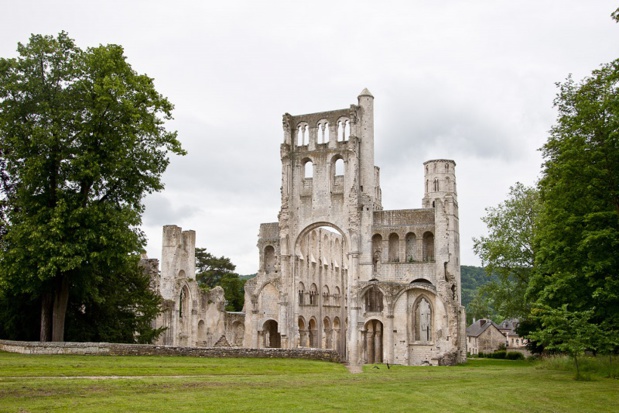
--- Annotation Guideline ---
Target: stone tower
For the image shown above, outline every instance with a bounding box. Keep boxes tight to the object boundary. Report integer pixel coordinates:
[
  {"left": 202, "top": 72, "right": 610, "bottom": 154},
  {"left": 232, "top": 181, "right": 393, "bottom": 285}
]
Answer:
[{"left": 244, "top": 90, "right": 466, "bottom": 365}]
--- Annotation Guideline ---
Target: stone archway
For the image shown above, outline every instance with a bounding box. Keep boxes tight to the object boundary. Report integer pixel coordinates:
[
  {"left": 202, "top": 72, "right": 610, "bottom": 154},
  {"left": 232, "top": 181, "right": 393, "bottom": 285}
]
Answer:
[
  {"left": 263, "top": 320, "right": 281, "bottom": 348},
  {"left": 364, "top": 319, "right": 383, "bottom": 364}
]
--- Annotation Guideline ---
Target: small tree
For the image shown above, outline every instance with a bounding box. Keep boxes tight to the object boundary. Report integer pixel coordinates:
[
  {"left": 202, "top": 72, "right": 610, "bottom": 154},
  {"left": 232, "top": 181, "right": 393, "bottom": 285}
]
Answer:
[{"left": 530, "top": 305, "right": 600, "bottom": 380}]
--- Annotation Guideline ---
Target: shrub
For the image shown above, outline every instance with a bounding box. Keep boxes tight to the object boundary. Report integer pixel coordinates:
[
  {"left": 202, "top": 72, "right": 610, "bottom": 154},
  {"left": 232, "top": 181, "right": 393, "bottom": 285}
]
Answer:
[{"left": 506, "top": 351, "right": 525, "bottom": 360}]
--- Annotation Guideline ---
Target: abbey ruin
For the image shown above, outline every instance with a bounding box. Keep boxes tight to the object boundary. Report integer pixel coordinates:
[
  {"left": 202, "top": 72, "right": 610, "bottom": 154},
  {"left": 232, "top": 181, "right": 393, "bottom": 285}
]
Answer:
[{"left": 148, "top": 90, "right": 467, "bottom": 366}]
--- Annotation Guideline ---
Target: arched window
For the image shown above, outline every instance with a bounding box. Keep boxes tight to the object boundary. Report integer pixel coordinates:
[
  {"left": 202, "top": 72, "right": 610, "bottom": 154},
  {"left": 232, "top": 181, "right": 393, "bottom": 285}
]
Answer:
[
  {"left": 264, "top": 245, "right": 275, "bottom": 273},
  {"left": 337, "top": 119, "right": 350, "bottom": 142},
  {"left": 423, "top": 232, "right": 434, "bottom": 262},
  {"left": 364, "top": 285, "right": 384, "bottom": 312},
  {"left": 304, "top": 160, "right": 313, "bottom": 179},
  {"left": 405, "top": 232, "right": 416, "bottom": 262},
  {"left": 298, "top": 282, "right": 305, "bottom": 306},
  {"left": 298, "top": 317, "right": 307, "bottom": 347},
  {"left": 297, "top": 123, "right": 308, "bottom": 146},
  {"left": 309, "top": 283, "right": 318, "bottom": 305},
  {"left": 317, "top": 120, "right": 329, "bottom": 144},
  {"left": 388, "top": 233, "right": 399, "bottom": 262},
  {"left": 414, "top": 297, "right": 432, "bottom": 342},
  {"left": 308, "top": 318, "right": 318, "bottom": 348},
  {"left": 372, "top": 234, "right": 382, "bottom": 273},
  {"left": 323, "top": 317, "right": 332, "bottom": 349},
  {"left": 335, "top": 158, "right": 345, "bottom": 176},
  {"left": 179, "top": 286, "right": 190, "bottom": 319}
]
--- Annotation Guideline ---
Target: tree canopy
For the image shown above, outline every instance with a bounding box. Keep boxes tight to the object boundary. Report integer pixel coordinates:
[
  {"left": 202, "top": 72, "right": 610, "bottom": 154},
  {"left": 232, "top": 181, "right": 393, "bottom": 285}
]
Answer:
[
  {"left": 195, "top": 247, "right": 245, "bottom": 311},
  {"left": 0, "top": 32, "right": 184, "bottom": 342},
  {"left": 472, "top": 183, "right": 540, "bottom": 321},
  {"left": 528, "top": 58, "right": 619, "bottom": 349}
]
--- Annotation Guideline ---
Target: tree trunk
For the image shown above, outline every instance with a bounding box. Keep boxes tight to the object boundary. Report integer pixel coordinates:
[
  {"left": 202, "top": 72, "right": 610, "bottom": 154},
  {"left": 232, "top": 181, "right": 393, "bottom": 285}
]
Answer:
[
  {"left": 51, "top": 275, "right": 70, "bottom": 342},
  {"left": 40, "top": 292, "right": 53, "bottom": 341}
]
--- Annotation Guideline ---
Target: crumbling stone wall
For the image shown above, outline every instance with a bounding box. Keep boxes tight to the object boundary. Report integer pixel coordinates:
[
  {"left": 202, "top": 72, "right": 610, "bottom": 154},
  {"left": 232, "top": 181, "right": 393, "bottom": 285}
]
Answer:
[
  {"left": 0, "top": 340, "right": 339, "bottom": 362},
  {"left": 245, "top": 90, "right": 466, "bottom": 366}
]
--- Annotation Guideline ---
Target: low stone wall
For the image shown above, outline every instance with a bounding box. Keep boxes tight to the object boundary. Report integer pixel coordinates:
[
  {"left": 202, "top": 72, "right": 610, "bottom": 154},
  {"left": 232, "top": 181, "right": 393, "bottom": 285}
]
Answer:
[{"left": 0, "top": 339, "right": 340, "bottom": 363}]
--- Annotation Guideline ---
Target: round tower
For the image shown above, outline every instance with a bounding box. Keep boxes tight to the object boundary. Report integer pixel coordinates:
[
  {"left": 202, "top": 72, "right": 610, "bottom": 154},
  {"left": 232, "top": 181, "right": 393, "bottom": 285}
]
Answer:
[{"left": 422, "top": 159, "right": 457, "bottom": 208}]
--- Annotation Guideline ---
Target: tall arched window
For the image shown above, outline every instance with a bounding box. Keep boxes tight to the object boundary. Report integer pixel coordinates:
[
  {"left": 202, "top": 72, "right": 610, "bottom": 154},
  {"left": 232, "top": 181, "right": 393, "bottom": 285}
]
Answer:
[
  {"left": 317, "top": 120, "right": 329, "bottom": 144},
  {"left": 304, "top": 160, "right": 313, "bottom": 179},
  {"left": 405, "top": 232, "right": 416, "bottom": 262},
  {"left": 388, "top": 233, "right": 399, "bottom": 262},
  {"left": 414, "top": 297, "right": 432, "bottom": 342},
  {"left": 364, "top": 285, "right": 384, "bottom": 312},
  {"left": 335, "top": 158, "right": 344, "bottom": 176},
  {"left": 423, "top": 232, "right": 434, "bottom": 262},
  {"left": 264, "top": 245, "right": 275, "bottom": 273},
  {"left": 297, "top": 123, "right": 308, "bottom": 146},
  {"left": 337, "top": 119, "right": 350, "bottom": 142},
  {"left": 179, "top": 286, "right": 190, "bottom": 319},
  {"left": 298, "top": 282, "right": 305, "bottom": 306},
  {"left": 309, "top": 283, "right": 318, "bottom": 305}
]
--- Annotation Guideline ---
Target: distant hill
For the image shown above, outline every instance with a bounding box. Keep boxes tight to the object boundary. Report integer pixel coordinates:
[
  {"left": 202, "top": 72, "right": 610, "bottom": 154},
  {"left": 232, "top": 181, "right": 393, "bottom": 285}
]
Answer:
[
  {"left": 239, "top": 274, "right": 257, "bottom": 281},
  {"left": 461, "top": 265, "right": 495, "bottom": 308}
]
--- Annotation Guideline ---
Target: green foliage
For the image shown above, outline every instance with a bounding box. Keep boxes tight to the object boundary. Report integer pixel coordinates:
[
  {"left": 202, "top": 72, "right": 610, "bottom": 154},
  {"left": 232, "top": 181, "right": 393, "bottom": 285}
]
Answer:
[
  {"left": 195, "top": 247, "right": 236, "bottom": 288},
  {"left": 506, "top": 351, "right": 525, "bottom": 360},
  {"left": 0, "top": 32, "right": 184, "bottom": 341},
  {"left": 218, "top": 272, "right": 246, "bottom": 312},
  {"left": 195, "top": 247, "right": 245, "bottom": 311},
  {"left": 65, "top": 256, "right": 165, "bottom": 344},
  {"left": 529, "top": 305, "right": 602, "bottom": 379},
  {"left": 473, "top": 183, "right": 540, "bottom": 322},
  {"left": 461, "top": 266, "right": 498, "bottom": 324},
  {"left": 528, "top": 58, "right": 619, "bottom": 355}
]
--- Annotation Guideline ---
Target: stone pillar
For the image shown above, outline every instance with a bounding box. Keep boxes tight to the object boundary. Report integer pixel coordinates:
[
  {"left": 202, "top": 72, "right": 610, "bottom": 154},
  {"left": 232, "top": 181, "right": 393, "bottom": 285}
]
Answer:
[
  {"left": 386, "top": 314, "right": 394, "bottom": 364},
  {"left": 347, "top": 251, "right": 360, "bottom": 365}
]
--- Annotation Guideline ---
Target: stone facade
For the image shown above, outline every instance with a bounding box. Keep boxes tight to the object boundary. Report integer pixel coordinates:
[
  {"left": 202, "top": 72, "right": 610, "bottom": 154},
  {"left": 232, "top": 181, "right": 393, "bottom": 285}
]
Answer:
[
  {"left": 0, "top": 340, "right": 339, "bottom": 362},
  {"left": 148, "top": 225, "right": 245, "bottom": 348},
  {"left": 149, "top": 90, "right": 466, "bottom": 366},
  {"left": 245, "top": 89, "right": 466, "bottom": 366},
  {"left": 466, "top": 319, "right": 505, "bottom": 355}
]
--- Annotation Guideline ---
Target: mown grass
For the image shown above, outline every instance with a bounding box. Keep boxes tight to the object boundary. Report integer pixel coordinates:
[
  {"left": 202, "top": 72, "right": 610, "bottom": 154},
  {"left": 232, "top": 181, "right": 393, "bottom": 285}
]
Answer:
[{"left": 0, "top": 352, "right": 618, "bottom": 412}]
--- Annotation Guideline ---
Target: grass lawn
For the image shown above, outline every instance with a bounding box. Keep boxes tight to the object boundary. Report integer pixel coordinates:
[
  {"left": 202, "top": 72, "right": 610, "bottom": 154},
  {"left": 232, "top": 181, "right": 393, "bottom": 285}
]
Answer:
[{"left": 0, "top": 352, "right": 618, "bottom": 412}]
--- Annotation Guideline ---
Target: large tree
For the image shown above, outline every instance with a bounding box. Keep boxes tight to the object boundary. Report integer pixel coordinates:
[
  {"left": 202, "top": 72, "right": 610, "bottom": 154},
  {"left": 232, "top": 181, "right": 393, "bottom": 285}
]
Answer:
[
  {"left": 0, "top": 32, "right": 184, "bottom": 341},
  {"left": 472, "top": 183, "right": 540, "bottom": 321},
  {"left": 528, "top": 58, "right": 619, "bottom": 351}
]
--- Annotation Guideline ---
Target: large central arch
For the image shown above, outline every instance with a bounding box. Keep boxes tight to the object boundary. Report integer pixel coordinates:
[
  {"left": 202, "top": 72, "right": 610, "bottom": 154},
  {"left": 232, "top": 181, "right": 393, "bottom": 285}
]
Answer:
[{"left": 293, "top": 222, "right": 349, "bottom": 357}]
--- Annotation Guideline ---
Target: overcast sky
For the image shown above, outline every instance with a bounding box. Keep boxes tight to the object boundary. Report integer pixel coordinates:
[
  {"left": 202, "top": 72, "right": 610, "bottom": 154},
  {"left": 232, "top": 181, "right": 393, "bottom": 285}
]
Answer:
[{"left": 2, "top": 1, "right": 617, "bottom": 274}]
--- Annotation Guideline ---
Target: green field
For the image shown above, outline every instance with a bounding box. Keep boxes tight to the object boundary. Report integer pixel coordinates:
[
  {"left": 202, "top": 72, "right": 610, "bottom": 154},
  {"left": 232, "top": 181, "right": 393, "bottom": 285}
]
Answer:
[{"left": 0, "top": 352, "right": 617, "bottom": 412}]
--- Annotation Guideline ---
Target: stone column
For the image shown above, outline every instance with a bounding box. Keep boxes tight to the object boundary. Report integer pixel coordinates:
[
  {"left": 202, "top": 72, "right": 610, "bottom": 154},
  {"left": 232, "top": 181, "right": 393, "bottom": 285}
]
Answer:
[
  {"left": 386, "top": 314, "right": 394, "bottom": 364},
  {"left": 347, "top": 251, "right": 360, "bottom": 365}
]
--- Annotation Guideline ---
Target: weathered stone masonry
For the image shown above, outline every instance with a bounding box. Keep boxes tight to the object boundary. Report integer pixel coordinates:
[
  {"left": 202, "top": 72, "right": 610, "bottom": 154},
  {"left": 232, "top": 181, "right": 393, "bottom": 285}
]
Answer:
[
  {"left": 150, "top": 90, "right": 466, "bottom": 366},
  {"left": 245, "top": 89, "right": 467, "bottom": 365}
]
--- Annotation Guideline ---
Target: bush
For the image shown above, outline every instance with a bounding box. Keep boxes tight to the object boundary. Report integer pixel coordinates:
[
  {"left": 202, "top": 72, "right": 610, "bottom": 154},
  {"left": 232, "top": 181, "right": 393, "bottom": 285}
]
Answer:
[
  {"left": 506, "top": 351, "right": 525, "bottom": 360},
  {"left": 492, "top": 350, "right": 507, "bottom": 359}
]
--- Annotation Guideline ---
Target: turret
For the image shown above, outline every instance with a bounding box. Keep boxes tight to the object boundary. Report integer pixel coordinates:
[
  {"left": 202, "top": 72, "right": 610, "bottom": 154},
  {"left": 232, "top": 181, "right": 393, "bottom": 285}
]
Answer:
[
  {"left": 422, "top": 159, "right": 457, "bottom": 208},
  {"left": 357, "top": 88, "right": 375, "bottom": 200}
]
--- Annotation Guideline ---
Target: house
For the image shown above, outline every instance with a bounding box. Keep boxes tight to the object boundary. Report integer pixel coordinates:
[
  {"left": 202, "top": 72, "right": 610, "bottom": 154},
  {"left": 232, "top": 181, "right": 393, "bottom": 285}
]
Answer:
[
  {"left": 466, "top": 319, "right": 505, "bottom": 355},
  {"left": 497, "top": 319, "right": 528, "bottom": 349}
]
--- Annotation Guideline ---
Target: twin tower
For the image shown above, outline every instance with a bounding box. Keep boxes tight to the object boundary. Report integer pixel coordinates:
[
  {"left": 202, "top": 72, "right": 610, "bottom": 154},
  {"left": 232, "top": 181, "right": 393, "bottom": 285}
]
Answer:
[
  {"left": 243, "top": 89, "right": 466, "bottom": 365},
  {"left": 152, "top": 90, "right": 466, "bottom": 365}
]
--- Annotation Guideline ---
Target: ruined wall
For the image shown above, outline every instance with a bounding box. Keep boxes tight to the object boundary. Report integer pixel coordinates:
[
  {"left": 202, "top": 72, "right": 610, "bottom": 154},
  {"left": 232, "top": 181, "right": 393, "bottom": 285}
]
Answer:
[
  {"left": 245, "top": 90, "right": 466, "bottom": 366},
  {"left": 149, "top": 226, "right": 244, "bottom": 348},
  {"left": 0, "top": 340, "right": 339, "bottom": 362}
]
